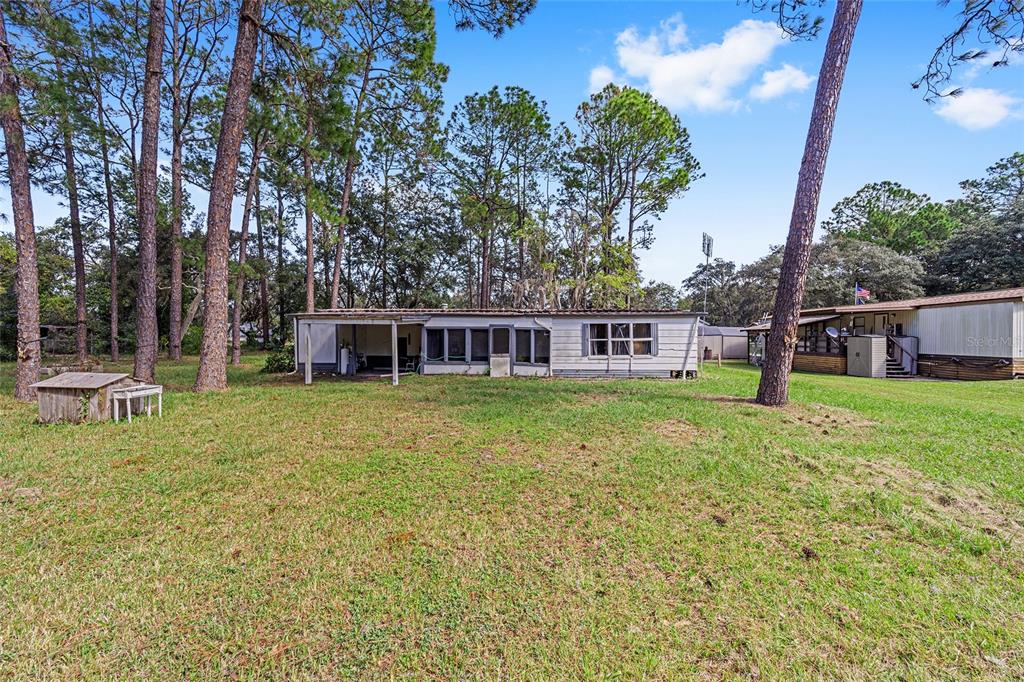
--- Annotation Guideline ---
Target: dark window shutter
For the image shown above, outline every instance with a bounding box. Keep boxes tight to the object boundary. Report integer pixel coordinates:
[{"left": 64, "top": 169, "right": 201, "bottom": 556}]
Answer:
[
  {"left": 581, "top": 324, "right": 589, "bottom": 357},
  {"left": 652, "top": 323, "right": 659, "bottom": 356}
]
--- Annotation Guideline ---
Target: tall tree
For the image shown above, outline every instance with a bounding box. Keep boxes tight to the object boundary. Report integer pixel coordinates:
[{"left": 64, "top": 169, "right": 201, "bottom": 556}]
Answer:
[
  {"left": 755, "top": 0, "right": 863, "bottom": 407},
  {"left": 327, "top": 0, "right": 441, "bottom": 309},
  {"left": 84, "top": 0, "right": 121, "bottom": 360},
  {"left": 134, "top": 0, "right": 166, "bottom": 383},
  {"left": 230, "top": 134, "right": 265, "bottom": 364},
  {"left": 821, "top": 181, "right": 959, "bottom": 254},
  {"left": 1, "top": 3, "right": 41, "bottom": 399},
  {"left": 167, "top": 0, "right": 228, "bottom": 359},
  {"left": 194, "top": 0, "right": 262, "bottom": 391}
]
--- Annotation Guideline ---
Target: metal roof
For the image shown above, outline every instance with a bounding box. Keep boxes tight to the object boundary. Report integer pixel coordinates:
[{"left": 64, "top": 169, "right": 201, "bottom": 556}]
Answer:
[
  {"left": 30, "top": 372, "right": 130, "bottom": 390},
  {"left": 743, "top": 314, "right": 839, "bottom": 332},
  {"left": 799, "top": 286, "right": 1024, "bottom": 316},
  {"left": 292, "top": 308, "right": 702, "bottom": 320},
  {"left": 700, "top": 325, "right": 748, "bottom": 337}
]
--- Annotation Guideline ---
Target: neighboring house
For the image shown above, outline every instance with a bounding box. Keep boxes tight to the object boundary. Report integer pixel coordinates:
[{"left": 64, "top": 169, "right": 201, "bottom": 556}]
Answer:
[
  {"left": 744, "top": 287, "right": 1024, "bottom": 380},
  {"left": 699, "top": 325, "right": 748, "bottom": 360},
  {"left": 292, "top": 309, "right": 702, "bottom": 384}
]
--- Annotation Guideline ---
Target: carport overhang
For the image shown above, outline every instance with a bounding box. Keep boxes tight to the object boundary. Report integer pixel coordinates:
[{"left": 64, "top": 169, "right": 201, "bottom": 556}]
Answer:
[{"left": 291, "top": 313, "right": 427, "bottom": 386}]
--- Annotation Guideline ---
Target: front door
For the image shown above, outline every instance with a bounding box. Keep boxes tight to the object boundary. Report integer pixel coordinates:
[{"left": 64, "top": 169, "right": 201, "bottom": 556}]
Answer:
[
  {"left": 490, "top": 327, "right": 511, "bottom": 377},
  {"left": 873, "top": 313, "right": 888, "bottom": 335}
]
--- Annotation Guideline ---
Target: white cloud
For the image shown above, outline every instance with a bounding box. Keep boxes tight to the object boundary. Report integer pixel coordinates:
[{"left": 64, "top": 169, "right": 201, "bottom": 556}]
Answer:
[
  {"left": 935, "top": 88, "right": 1019, "bottom": 130},
  {"left": 750, "top": 63, "right": 815, "bottom": 100},
  {"left": 588, "top": 65, "right": 616, "bottom": 94},
  {"left": 611, "top": 18, "right": 789, "bottom": 111}
]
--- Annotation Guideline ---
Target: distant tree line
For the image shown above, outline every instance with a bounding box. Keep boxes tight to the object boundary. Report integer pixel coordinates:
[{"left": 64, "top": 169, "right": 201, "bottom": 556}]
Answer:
[{"left": 682, "top": 152, "right": 1024, "bottom": 326}]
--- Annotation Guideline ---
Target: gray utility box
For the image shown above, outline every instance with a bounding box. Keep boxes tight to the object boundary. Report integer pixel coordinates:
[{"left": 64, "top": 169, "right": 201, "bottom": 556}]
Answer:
[{"left": 846, "top": 335, "right": 887, "bottom": 378}]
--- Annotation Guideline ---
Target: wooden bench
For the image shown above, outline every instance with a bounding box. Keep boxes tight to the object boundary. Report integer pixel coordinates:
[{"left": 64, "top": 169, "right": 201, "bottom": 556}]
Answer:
[{"left": 110, "top": 384, "right": 163, "bottom": 423}]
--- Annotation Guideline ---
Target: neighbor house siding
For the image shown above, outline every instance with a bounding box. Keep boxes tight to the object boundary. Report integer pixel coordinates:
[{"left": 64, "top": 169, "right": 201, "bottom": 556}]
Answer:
[
  {"left": 1014, "top": 301, "right": 1024, "bottom": 359},
  {"left": 549, "top": 316, "right": 699, "bottom": 378},
  {"left": 909, "top": 302, "right": 1015, "bottom": 358}
]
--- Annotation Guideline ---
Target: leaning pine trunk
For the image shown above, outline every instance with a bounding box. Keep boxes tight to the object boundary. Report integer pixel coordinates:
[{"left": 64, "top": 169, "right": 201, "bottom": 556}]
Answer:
[
  {"left": 134, "top": 0, "right": 165, "bottom": 383},
  {"left": 231, "top": 148, "right": 262, "bottom": 365},
  {"left": 1, "top": 5, "right": 41, "bottom": 400},
  {"left": 756, "top": 0, "right": 863, "bottom": 407},
  {"left": 194, "top": 0, "right": 263, "bottom": 391}
]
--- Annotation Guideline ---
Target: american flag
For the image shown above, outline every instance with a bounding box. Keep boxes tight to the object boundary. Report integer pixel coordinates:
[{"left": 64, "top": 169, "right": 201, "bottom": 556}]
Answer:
[{"left": 855, "top": 284, "right": 871, "bottom": 303}]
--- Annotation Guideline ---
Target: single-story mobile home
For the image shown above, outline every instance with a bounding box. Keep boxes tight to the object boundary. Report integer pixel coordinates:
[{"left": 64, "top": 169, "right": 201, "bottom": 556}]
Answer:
[
  {"left": 744, "top": 287, "right": 1024, "bottom": 380},
  {"left": 292, "top": 309, "right": 702, "bottom": 384}
]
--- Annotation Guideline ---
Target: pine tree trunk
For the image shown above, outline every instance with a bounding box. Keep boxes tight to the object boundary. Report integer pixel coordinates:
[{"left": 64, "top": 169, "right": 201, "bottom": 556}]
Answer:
[
  {"left": 276, "top": 185, "right": 286, "bottom": 339},
  {"left": 329, "top": 58, "right": 372, "bottom": 310},
  {"left": 194, "top": 0, "right": 262, "bottom": 391},
  {"left": 303, "top": 115, "right": 315, "bottom": 313},
  {"left": 756, "top": 0, "right": 863, "bottom": 407},
  {"left": 87, "top": 0, "right": 118, "bottom": 361},
  {"left": 53, "top": 57, "right": 89, "bottom": 364},
  {"left": 95, "top": 81, "right": 119, "bottom": 362},
  {"left": 134, "top": 0, "right": 165, "bottom": 383},
  {"left": 231, "top": 148, "right": 261, "bottom": 365},
  {"left": 255, "top": 173, "right": 269, "bottom": 349},
  {"left": 1, "top": 5, "right": 40, "bottom": 400},
  {"left": 168, "top": 13, "right": 184, "bottom": 360}
]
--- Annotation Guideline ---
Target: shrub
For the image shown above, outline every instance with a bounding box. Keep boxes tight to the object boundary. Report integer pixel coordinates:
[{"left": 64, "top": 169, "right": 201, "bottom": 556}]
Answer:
[
  {"left": 180, "top": 326, "right": 203, "bottom": 355},
  {"left": 262, "top": 344, "right": 294, "bottom": 374}
]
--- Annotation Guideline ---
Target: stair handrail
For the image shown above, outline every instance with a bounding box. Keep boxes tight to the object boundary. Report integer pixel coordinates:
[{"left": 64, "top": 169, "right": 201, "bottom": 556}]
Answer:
[{"left": 887, "top": 334, "right": 918, "bottom": 375}]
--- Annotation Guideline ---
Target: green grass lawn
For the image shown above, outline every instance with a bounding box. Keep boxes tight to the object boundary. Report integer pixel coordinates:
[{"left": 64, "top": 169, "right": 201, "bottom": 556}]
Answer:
[{"left": 1, "top": 357, "right": 1023, "bottom": 678}]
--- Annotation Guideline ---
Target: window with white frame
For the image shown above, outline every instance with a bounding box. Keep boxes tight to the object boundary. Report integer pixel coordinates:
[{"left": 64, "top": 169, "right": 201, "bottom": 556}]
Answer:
[{"left": 588, "top": 322, "right": 654, "bottom": 356}]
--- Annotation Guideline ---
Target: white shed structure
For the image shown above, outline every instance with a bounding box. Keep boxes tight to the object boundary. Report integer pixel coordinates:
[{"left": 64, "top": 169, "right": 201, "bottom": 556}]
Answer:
[{"left": 292, "top": 309, "right": 702, "bottom": 383}]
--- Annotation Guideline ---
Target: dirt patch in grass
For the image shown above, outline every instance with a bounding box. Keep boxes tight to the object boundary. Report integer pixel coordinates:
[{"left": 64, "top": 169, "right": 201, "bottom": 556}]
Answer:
[
  {"left": 858, "top": 458, "right": 1024, "bottom": 544},
  {"left": 779, "top": 403, "right": 876, "bottom": 436},
  {"left": 653, "top": 419, "right": 711, "bottom": 446},
  {"left": 573, "top": 392, "right": 620, "bottom": 406}
]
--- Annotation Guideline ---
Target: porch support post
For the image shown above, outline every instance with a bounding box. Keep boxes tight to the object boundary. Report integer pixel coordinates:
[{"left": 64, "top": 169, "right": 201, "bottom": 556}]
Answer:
[
  {"left": 391, "top": 319, "right": 399, "bottom": 386},
  {"left": 304, "top": 324, "right": 312, "bottom": 385}
]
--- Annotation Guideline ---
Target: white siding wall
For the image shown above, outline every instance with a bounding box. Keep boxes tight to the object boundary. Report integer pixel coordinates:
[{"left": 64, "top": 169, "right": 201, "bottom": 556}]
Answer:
[
  {"left": 908, "top": 302, "right": 1015, "bottom": 358},
  {"left": 295, "top": 321, "right": 337, "bottom": 364},
  {"left": 550, "top": 315, "right": 699, "bottom": 377}
]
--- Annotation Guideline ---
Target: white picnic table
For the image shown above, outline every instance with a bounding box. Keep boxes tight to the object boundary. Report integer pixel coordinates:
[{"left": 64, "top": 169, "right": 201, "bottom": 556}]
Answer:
[{"left": 110, "top": 384, "right": 163, "bottom": 423}]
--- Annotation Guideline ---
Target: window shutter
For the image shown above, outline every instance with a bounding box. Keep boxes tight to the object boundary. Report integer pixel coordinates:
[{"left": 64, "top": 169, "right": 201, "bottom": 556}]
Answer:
[
  {"left": 581, "top": 324, "right": 589, "bottom": 357},
  {"left": 652, "top": 323, "right": 659, "bottom": 356}
]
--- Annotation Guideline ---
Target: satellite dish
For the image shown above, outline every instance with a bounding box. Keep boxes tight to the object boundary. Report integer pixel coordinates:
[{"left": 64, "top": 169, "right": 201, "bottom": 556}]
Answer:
[{"left": 825, "top": 327, "right": 840, "bottom": 340}]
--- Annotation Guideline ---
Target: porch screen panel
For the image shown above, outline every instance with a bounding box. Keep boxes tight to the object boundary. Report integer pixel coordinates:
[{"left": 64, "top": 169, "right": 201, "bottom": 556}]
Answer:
[
  {"left": 534, "top": 330, "right": 550, "bottom": 364},
  {"left": 471, "top": 330, "right": 489, "bottom": 361},
  {"left": 516, "top": 330, "right": 532, "bottom": 363},
  {"left": 447, "top": 328, "right": 467, "bottom": 361},
  {"left": 426, "top": 329, "right": 444, "bottom": 361}
]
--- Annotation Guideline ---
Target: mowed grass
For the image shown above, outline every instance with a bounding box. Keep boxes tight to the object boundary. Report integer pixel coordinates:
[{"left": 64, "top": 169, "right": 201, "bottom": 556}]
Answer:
[{"left": 1, "top": 357, "right": 1023, "bottom": 679}]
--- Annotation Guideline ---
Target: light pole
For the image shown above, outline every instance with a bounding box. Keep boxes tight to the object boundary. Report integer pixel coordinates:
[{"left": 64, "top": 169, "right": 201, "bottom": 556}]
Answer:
[{"left": 701, "top": 232, "right": 713, "bottom": 317}]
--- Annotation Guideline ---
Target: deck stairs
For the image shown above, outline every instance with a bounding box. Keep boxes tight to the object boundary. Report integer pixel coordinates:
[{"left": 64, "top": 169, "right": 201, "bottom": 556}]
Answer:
[{"left": 885, "top": 357, "right": 913, "bottom": 378}]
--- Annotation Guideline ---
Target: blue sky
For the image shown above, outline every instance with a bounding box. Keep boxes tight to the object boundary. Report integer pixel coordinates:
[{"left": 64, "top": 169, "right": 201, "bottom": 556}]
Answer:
[
  {"left": 434, "top": 0, "right": 1024, "bottom": 284},
  {"left": 4, "top": 1, "right": 1021, "bottom": 290}
]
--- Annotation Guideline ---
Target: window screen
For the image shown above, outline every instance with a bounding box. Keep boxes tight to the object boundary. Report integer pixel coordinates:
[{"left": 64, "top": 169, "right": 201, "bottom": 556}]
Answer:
[
  {"left": 425, "top": 329, "right": 444, "bottom": 361},
  {"left": 447, "top": 329, "right": 466, "bottom": 361},
  {"left": 534, "top": 330, "right": 550, "bottom": 364},
  {"left": 492, "top": 327, "right": 510, "bottom": 355},
  {"left": 516, "top": 330, "right": 532, "bottom": 363},
  {"left": 471, "top": 330, "right": 489, "bottom": 361}
]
